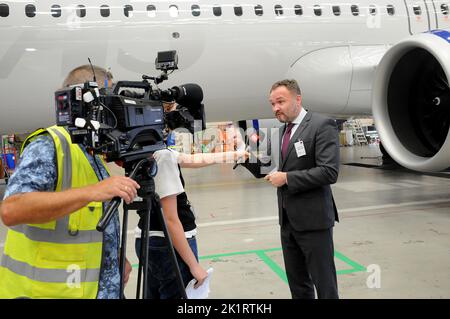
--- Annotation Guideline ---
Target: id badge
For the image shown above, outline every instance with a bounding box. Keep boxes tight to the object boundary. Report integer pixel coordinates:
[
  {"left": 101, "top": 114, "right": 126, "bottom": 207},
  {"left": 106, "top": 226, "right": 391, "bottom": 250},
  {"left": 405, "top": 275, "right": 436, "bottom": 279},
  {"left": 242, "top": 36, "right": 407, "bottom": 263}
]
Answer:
[{"left": 294, "top": 140, "right": 306, "bottom": 157}]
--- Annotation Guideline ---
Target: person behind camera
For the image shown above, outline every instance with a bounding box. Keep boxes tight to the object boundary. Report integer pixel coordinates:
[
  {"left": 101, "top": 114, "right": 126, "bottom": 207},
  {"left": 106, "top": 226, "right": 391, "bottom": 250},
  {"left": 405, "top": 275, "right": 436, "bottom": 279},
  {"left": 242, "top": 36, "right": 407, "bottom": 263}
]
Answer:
[
  {"left": 0, "top": 65, "right": 138, "bottom": 299},
  {"left": 135, "top": 100, "right": 248, "bottom": 299}
]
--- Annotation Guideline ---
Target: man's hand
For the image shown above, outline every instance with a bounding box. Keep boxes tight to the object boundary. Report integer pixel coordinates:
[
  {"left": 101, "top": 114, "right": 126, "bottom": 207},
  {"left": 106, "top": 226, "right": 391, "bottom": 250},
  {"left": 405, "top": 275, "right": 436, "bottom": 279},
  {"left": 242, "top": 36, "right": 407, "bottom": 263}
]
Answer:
[
  {"left": 264, "top": 172, "right": 287, "bottom": 187},
  {"left": 89, "top": 176, "right": 140, "bottom": 204},
  {"left": 124, "top": 258, "right": 132, "bottom": 286}
]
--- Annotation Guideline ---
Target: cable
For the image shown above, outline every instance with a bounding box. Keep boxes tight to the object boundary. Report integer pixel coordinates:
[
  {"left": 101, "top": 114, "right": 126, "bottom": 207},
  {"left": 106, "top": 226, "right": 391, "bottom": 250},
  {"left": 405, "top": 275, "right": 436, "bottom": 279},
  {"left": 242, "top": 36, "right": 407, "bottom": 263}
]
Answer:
[{"left": 100, "top": 101, "right": 118, "bottom": 129}]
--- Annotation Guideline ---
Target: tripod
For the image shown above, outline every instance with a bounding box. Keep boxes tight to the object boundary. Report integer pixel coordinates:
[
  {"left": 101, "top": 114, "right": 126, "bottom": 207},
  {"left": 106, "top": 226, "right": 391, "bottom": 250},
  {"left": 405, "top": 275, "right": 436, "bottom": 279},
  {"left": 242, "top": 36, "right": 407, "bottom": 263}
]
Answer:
[{"left": 97, "top": 157, "right": 187, "bottom": 299}]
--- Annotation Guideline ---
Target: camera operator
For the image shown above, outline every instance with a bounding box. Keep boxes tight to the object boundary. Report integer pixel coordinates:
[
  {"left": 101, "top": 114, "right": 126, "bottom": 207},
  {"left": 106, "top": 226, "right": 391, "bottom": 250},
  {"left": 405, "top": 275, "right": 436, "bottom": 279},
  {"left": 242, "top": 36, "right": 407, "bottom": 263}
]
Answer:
[
  {"left": 0, "top": 65, "right": 138, "bottom": 299},
  {"left": 135, "top": 100, "right": 248, "bottom": 299}
]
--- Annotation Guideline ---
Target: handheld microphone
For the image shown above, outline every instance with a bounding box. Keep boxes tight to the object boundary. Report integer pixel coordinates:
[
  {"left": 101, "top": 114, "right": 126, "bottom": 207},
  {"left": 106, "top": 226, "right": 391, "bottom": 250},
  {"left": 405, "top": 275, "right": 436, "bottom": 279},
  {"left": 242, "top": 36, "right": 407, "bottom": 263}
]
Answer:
[
  {"left": 233, "top": 129, "right": 263, "bottom": 169},
  {"left": 233, "top": 145, "right": 250, "bottom": 170}
]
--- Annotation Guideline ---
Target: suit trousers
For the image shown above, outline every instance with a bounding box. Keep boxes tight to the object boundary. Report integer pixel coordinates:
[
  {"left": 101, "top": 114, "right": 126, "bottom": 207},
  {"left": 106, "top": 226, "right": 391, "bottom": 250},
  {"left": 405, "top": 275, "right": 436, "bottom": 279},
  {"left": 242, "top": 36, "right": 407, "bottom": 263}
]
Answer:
[{"left": 280, "top": 215, "right": 339, "bottom": 299}]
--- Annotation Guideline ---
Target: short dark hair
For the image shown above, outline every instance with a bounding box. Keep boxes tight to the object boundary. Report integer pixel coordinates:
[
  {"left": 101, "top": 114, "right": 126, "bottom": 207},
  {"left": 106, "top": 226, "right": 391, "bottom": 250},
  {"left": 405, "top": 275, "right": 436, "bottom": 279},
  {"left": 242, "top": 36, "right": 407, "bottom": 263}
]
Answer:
[
  {"left": 270, "top": 79, "right": 301, "bottom": 96},
  {"left": 62, "top": 65, "right": 113, "bottom": 88}
]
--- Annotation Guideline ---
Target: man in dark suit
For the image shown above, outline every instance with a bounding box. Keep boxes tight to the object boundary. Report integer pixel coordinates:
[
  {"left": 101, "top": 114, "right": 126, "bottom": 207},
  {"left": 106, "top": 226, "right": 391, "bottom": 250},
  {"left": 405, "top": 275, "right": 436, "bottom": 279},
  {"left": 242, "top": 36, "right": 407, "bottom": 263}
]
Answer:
[{"left": 265, "top": 79, "right": 340, "bottom": 299}]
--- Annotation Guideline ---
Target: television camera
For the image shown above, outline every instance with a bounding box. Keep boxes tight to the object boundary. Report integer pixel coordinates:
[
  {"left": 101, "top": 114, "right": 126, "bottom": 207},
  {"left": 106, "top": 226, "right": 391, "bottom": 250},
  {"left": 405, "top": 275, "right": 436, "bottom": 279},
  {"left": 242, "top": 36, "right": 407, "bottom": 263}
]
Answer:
[{"left": 54, "top": 50, "right": 205, "bottom": 164}]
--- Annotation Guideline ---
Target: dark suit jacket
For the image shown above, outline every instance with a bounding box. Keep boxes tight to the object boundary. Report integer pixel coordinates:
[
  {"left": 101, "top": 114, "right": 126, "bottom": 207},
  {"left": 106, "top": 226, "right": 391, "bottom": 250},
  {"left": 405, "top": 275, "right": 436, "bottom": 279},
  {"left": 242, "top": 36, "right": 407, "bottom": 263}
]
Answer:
[{"left": 277, "top": 112, "right": 340, "bottom": 232}]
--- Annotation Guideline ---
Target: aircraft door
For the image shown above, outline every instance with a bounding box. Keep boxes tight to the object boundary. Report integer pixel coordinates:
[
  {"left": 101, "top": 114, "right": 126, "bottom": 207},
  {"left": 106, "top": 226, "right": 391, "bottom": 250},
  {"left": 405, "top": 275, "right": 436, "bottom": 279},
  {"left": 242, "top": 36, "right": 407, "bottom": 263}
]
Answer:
[
  {"left": 424, "top": 0, "right": 439, "bottom": 29},
  {"left": 430, "top": 0, "right": 450, "bottom": 29},
  {"left": 404, "top": 0, "right": 432, "bottom": 34}
]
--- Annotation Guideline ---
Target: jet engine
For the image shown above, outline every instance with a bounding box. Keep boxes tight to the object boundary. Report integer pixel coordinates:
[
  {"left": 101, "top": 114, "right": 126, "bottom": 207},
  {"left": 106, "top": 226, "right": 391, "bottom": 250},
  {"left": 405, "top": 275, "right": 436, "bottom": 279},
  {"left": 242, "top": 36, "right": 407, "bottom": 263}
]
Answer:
[{"left": 372, "top": 30, "right": 450, "bottom": 172}]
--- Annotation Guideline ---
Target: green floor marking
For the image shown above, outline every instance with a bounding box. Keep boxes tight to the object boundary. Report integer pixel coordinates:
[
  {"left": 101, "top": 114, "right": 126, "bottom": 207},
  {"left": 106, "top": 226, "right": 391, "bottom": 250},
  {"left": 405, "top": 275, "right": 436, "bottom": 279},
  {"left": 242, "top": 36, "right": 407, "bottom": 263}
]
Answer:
[
  {"left": 199, "top": 248, "right": 366, "bottom": 283},
  {"left": 334, "top": 250, "right": 367, "bottom": 275},
  {"left": 198, "top": 247, "right": 281, "bottom": 261},
  {"left": 132, "top": 248, "right": 367, "bottom": 283},
  {"left": 255, "top": 250, "right": 288, "bottom": 283}
]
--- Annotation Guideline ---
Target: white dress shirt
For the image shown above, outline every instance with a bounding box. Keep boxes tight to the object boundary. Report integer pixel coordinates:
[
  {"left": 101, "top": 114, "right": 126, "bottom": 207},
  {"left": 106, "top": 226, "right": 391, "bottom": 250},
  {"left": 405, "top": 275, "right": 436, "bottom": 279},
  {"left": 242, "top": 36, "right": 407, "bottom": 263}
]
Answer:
[
  {"left": 283, "top": 107, "right": 308, "bottom": 142},
  {"left": 289, "top": 107, "right": 308, "bottom": 139}
]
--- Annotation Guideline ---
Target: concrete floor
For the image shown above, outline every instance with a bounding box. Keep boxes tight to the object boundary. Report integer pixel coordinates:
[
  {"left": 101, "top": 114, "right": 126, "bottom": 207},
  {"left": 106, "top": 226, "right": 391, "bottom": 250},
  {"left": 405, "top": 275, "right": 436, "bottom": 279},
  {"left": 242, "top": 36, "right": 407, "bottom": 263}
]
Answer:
[{"left": 1, "top": 143, "right": 449, "bottom": 299}]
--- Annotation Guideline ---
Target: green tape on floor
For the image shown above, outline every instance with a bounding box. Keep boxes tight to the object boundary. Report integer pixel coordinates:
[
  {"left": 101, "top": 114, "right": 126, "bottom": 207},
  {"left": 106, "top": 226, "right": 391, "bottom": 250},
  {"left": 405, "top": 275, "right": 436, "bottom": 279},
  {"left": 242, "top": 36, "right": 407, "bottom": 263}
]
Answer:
[
  {"left": 200, "top": 248, "right": 366, "bottom": 283},
  {"left": 132, "top": 247, "right": 367, "bottom": 284},
  {"left": 255, "top": 250, "right": 288, "bottom": 283}
]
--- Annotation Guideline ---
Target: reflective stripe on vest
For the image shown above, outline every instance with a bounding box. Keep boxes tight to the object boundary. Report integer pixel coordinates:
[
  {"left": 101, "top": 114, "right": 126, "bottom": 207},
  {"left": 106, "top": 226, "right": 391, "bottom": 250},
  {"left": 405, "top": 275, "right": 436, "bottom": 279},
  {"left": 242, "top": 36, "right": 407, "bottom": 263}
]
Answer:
[
  {"left": 0, "top": 125, "right": 105, "bottom": 298},
  {"left": 9, "top": 223, "right": 102, "bottom": 244},
  {"left": 1, "top": 255, "right": 99, "bottom": 283}
]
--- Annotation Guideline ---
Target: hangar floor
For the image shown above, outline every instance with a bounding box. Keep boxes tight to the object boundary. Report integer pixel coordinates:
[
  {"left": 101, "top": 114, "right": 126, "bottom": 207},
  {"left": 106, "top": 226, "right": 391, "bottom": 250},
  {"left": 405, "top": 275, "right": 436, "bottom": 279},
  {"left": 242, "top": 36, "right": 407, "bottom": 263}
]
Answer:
[{"left": 0, "top": 144, "right": 449, "bottom": 299}]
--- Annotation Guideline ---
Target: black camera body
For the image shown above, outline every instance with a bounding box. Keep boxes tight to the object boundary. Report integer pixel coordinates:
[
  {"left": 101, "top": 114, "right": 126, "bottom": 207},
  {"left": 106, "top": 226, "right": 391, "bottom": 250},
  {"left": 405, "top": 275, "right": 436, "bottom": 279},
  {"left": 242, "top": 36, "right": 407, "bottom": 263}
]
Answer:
[
  {"left": 55, "top": 82, "right": 96, "bottom": 127},
  {"left": 54, "top": 51, "right": 205, "bottom": 163}
]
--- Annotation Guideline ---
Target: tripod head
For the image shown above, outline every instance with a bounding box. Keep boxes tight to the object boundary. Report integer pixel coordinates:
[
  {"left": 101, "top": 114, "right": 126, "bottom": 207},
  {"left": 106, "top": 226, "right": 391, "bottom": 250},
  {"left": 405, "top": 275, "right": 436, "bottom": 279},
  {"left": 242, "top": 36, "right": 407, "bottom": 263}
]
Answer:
[{"left": 96, "top": 156, "right": 158, "bottom": 232}]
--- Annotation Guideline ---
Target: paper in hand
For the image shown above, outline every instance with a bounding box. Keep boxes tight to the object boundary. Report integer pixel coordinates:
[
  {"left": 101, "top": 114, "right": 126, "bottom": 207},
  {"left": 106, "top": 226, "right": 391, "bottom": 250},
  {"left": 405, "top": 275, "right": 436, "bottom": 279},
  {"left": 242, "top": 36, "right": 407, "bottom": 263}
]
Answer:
[{"left": 185, "top": 268, "right": 214, "bottom": 299}]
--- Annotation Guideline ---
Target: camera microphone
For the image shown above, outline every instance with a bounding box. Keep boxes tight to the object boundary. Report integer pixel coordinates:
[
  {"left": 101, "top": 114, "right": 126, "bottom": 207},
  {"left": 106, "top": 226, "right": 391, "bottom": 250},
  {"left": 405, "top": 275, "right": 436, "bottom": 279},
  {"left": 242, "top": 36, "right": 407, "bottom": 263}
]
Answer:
[
  {"left": 233, "top": 145, "right": 250, "bottom": 170},
  {"left": 232, "top": 129, "right": 268, "bottom": 170},
  {"left": 170, "top": 83, "right": 203, "bottom": 105}
]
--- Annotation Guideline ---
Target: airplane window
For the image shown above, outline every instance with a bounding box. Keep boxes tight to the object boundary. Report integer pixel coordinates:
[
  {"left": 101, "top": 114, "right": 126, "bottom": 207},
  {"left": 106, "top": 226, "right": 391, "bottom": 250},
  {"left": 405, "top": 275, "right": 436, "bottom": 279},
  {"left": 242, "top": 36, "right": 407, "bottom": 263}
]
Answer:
[
  {"left": 351, "top": 5, "right": 359, "bottom": 16},
  {"left": 100, "top": 5, "right": 110, "bottom": 17},
  {"left": 124, "top": 5, "right": 133, "bottom": 17},
  {"left": 77, "top": 5, "right": 86, "bottom": 18},
  {"left": 413, "top": 5, "right": 422, "bottom": 15},
  {"left": 313, "top": 5, "right": 322, "bottom": 16},
  {"left": 0, "top": 3, "right": 8, "bottom": 17},
  {"left": 147, "top": 5, "right": 156, "bottom": 18},
  {"left": 213, "top": 6, "right": 222, "bottom": 16},
  {"left": 369, "top": 5, "right": 377, "bottom": 15},
  {"left": 294, "top": 5, "right": 303, "bottom": 16},
  {"left": 255, "top": 4, "right": 263, "bottom": 16},
  {"left": 441, "top": 4, "right": 449, "bottom": 15},
  {"left": 275, "top": 5, "right": 283, "bottom": 16},
  {"left": 51, "top": 5, "right": 62, "bottom": 18},
  {"left": 25, "top": 4, "right": 36, "bottom": 18},
  {"left": 332, "top": 5, "right": 341, "bottom": 16},
  {"left": 387, "top": 5, "right": 395, "bottom": 15},
  {"left": 234, "top": 6, "right": 243, "bottom": 16},
  {"left": 192, "top": 4, "right": 201, "bottom": 17},
  {"left": 169, "top": 5, "right": 179, "bottom": 17}
]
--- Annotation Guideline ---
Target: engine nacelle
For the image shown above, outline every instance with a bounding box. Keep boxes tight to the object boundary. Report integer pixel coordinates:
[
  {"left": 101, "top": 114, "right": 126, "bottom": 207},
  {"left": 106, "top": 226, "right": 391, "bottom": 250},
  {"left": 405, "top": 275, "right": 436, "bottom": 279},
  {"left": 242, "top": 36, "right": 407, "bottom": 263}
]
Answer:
[{"left": 372, "top": 30, "right": 450, "bottom": 172}]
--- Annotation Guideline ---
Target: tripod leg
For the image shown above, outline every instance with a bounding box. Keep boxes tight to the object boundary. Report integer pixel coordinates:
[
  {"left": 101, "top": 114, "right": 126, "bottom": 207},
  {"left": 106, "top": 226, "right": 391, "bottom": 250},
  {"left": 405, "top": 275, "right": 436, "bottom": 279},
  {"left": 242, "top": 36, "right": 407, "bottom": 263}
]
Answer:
[
  {"left": 153, "top": 196, "right": 188, "bottom": 299},
  {"left": 119, "top": 204, "right": 129, "bottom": 299},
  {"left": 142, "top": 200, "right": 152, "bottom": 299},
  {"left": 136, "top": 220, "right": 145, "bottom": 299}
]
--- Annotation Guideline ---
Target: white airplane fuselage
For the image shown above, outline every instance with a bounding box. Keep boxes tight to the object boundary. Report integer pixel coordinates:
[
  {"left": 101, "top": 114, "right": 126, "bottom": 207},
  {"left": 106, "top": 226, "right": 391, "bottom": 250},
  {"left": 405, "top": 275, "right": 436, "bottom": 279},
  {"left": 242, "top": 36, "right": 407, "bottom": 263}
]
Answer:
[
  {"left": 0, "top": 0, "right": 447, "bottom": 133},
  {"left": 1, "top": 1, "right": 450, "bottom": 172}
]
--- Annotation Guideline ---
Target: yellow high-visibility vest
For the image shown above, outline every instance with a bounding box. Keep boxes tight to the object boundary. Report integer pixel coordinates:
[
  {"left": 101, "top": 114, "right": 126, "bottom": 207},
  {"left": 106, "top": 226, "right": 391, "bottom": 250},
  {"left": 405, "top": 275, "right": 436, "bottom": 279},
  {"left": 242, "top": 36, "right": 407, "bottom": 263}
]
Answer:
[{"left": 0, "top": 125, "right": 109, "bottom": 298}]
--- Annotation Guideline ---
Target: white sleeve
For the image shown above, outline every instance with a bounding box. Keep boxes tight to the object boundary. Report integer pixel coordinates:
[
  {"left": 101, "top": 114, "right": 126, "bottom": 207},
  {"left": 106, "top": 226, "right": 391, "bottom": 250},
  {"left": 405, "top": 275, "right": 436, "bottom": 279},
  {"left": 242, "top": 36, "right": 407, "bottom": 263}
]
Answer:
[{"left": 153, "top": 149, "right": 184, "bottom": 199}]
